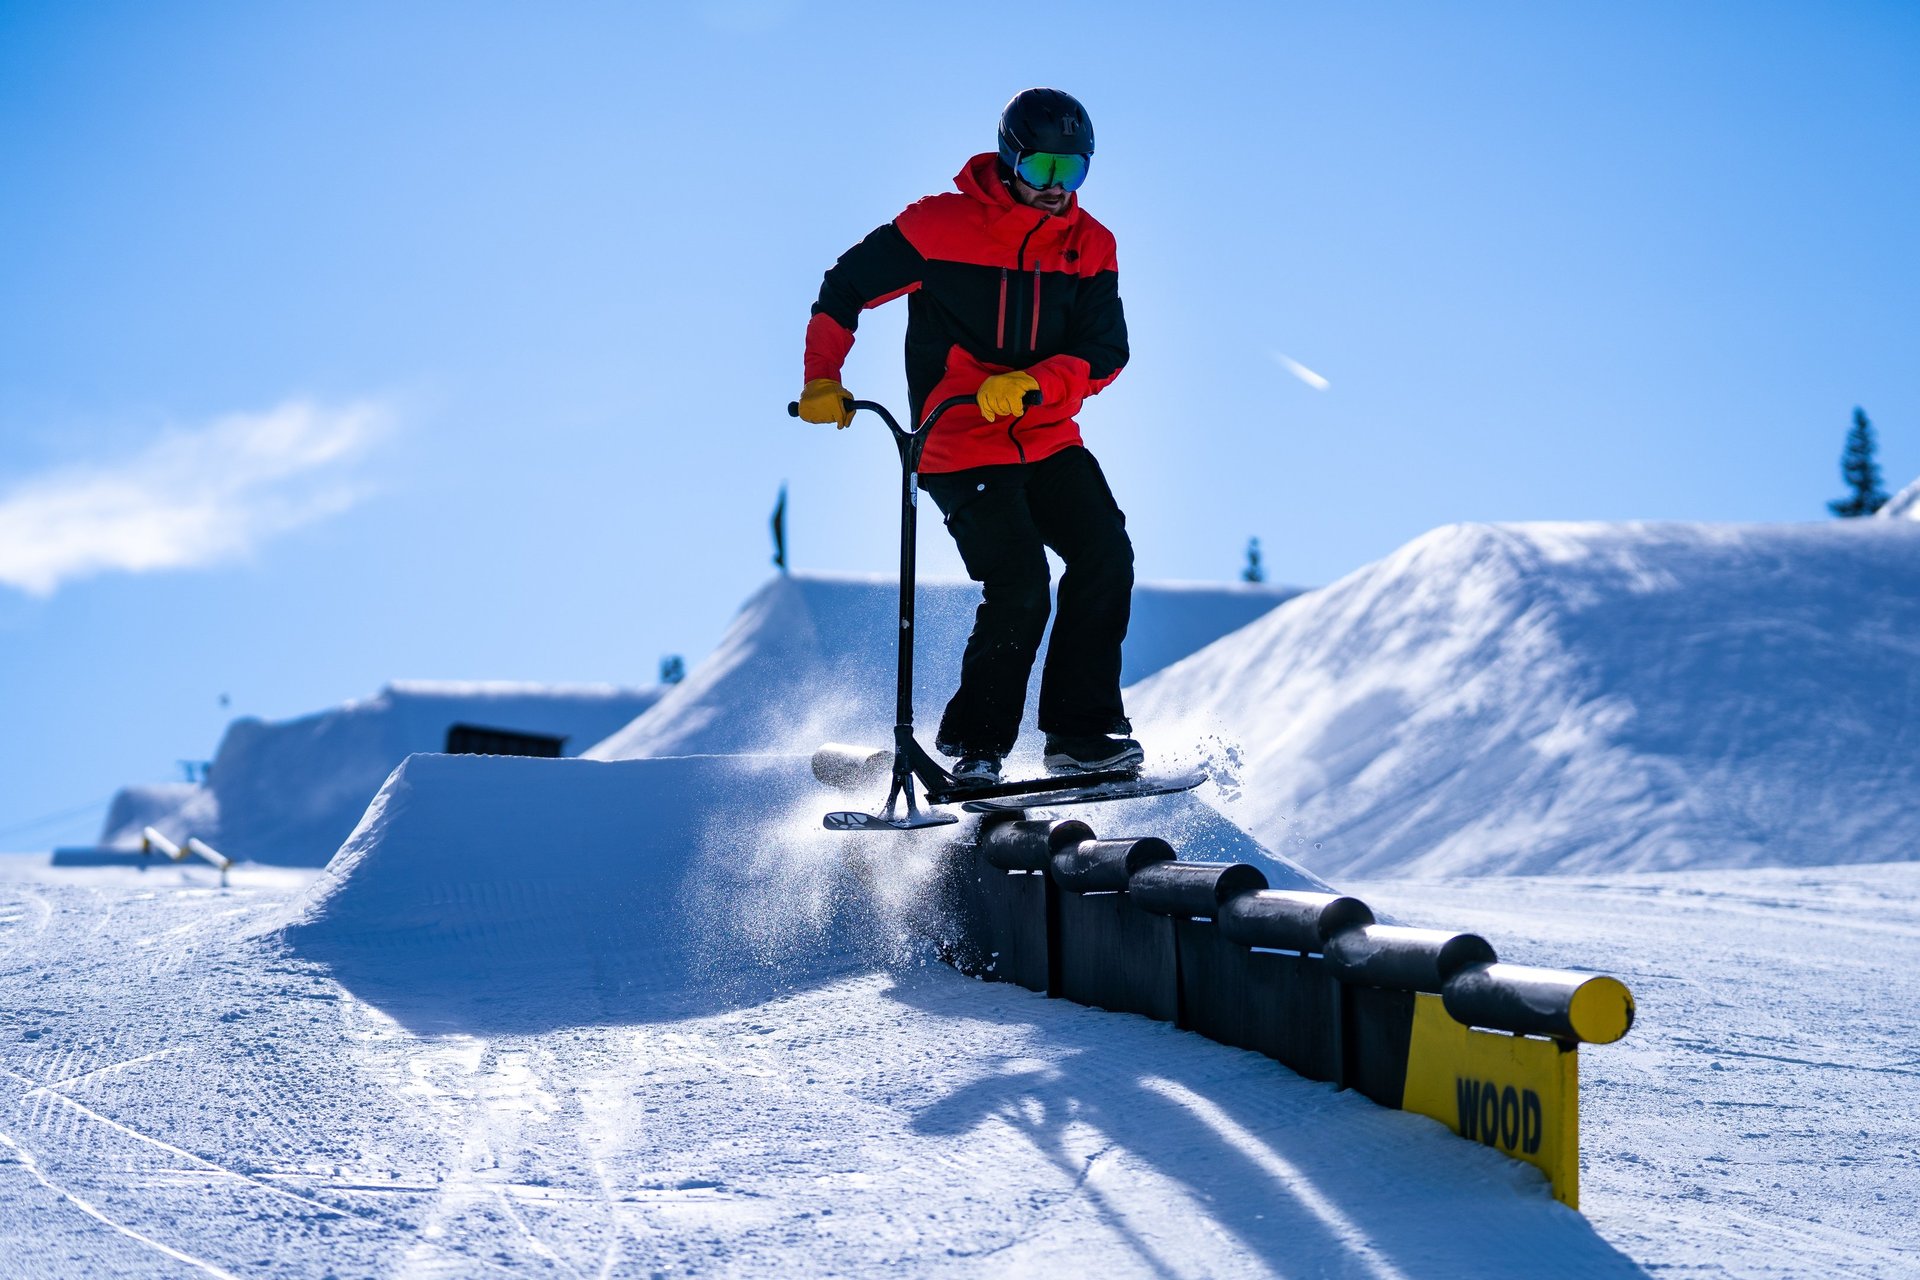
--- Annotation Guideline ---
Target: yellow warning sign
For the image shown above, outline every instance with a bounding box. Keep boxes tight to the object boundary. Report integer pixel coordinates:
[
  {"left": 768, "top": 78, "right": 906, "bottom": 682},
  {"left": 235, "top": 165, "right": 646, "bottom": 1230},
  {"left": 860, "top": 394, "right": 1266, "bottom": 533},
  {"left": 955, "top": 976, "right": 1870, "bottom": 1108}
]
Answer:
[{"left": 1400, "top": 992, "right": 1581, "bottom": 1207}]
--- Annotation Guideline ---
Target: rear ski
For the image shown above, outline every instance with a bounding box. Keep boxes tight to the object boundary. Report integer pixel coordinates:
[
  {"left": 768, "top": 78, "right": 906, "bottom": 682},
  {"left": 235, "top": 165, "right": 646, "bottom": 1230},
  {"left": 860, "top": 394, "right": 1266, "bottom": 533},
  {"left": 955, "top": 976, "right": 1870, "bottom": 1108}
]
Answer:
[{"left": 823, "top": 808, "right": 960, "bottom": 832}]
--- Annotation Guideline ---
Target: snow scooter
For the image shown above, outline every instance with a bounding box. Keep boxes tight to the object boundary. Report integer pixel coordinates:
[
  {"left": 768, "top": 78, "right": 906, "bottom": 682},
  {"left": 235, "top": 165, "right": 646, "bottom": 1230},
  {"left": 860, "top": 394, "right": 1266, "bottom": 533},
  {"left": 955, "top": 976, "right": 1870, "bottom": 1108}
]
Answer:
[{"left": 788, "top": 391, "right": 1204, "bottom": 831}]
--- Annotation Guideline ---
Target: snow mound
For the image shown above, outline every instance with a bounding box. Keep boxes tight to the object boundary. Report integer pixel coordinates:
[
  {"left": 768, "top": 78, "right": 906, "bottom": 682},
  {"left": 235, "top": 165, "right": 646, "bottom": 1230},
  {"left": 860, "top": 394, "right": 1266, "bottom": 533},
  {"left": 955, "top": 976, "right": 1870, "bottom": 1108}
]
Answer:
[
  {"left": 1129, "top": 520, "right": 1920, "bottom": 878},
  {"left": 274, "top": 751, "right": 1328, "bottom": 1034},
  {"left": 99, "top": 781, "right": 216, "bottom": 845},
  {"left": 1880, "top": 474, "right": 1920, "bottom": 519},
  {"left": 107, "top": 681, "right": 661, "bottom": 865},
  {"left": 587, "top": 571, "right": 1298, "bottom": 762}
]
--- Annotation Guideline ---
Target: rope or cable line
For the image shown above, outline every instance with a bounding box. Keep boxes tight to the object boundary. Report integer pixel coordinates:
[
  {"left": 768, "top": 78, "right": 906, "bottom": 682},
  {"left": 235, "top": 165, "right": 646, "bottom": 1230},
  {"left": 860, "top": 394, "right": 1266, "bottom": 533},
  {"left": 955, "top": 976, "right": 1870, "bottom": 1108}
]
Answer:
[{"left": 0, "top": 797, "right": 113, "bottom": 843}]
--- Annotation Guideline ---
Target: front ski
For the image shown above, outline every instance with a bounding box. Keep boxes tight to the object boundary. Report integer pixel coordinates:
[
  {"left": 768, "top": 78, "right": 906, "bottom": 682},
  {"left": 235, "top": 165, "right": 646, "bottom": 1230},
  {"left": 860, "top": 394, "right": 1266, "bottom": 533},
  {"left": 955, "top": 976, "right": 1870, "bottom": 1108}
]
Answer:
[
  {"left": 823, "top": 808, "right": 960, "bottom": 832},
  {"left": 958, "top": 768, "right": 1207, "bottom": 815}
]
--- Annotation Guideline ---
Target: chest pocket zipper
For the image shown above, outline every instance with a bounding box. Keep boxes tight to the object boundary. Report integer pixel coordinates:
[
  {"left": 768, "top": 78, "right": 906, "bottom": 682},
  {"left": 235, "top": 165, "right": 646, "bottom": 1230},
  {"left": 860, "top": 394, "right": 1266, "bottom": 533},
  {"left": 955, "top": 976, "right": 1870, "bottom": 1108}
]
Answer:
[
  {"left": 1030, "top": 270, "right": 1042, "bottom": 352},
  {"left": 997, "top": 269, "right": 1008, "bottom": 351}
]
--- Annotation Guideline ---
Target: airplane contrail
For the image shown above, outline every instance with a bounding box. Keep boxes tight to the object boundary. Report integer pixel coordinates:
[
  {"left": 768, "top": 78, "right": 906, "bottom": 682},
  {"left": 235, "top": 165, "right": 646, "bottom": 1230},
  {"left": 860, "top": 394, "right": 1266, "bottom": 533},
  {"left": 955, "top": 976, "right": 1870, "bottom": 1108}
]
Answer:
[{"left": 1273, "top": 353, "right": 1330, "bottom": 391}]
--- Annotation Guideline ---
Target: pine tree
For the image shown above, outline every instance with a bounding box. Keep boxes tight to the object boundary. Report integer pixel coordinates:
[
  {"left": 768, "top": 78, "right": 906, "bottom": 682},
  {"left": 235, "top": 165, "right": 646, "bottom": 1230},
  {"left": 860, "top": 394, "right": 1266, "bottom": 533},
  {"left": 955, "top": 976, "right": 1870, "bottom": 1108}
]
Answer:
[
  {"left": 1241, "top": 537, "right": 1265, "bottom": 584},
  {"left": 659, "top": 655, "right": 685, "bottom": 685},
  {"left": 1829, "top": 407, "right": 1888, "bottom": 518}
]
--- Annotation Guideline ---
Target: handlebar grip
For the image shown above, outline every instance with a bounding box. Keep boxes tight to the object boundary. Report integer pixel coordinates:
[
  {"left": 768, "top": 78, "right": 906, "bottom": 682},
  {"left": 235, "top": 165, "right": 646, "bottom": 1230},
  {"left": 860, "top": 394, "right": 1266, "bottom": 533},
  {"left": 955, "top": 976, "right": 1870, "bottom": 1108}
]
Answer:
[{"left": 787, "top": 396, "right": 859, "bottom": 419}]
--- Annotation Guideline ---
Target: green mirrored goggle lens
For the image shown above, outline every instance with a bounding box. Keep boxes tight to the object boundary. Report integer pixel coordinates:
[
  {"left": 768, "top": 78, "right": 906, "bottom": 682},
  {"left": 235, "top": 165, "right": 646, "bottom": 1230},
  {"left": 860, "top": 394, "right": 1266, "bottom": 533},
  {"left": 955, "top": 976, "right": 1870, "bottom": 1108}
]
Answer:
[{"left": 1013, "top": 150, "right": 1090, "bottom": 192}]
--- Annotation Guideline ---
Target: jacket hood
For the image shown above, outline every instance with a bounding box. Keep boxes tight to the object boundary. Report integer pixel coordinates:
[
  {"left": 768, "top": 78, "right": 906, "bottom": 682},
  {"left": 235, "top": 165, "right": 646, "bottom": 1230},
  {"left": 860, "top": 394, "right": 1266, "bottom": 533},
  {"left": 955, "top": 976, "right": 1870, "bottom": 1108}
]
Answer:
[{"left": 954, "top": 152, "right": 1082, "bottom": 243}]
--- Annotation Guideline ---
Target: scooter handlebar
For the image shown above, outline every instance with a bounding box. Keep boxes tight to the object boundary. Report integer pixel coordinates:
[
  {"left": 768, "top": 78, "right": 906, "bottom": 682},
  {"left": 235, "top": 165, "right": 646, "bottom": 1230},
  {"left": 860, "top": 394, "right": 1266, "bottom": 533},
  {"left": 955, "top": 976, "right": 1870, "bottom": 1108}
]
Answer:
[{"left": 786, "top": 390, "right": 1042, "bottom": 431}]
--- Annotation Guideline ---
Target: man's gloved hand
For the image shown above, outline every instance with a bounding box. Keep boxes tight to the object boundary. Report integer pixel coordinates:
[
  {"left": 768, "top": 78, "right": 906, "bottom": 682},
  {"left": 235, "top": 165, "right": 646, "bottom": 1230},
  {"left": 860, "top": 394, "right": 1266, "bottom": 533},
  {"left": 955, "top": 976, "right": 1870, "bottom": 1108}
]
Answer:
[
  {"left": 977, "top": 370, "right": 1040, "bottom": 423},
  {"left": 798, "top": 378, "right": 855, "bottom": 429}
]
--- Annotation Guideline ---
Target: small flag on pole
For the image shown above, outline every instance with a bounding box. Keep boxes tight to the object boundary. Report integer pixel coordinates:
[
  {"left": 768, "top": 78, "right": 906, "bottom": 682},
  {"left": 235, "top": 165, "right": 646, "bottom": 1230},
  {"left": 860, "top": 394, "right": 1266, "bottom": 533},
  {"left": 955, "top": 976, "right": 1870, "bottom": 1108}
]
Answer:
[{"left": 771, "top": 483, "right": 788, "bottom": 572}]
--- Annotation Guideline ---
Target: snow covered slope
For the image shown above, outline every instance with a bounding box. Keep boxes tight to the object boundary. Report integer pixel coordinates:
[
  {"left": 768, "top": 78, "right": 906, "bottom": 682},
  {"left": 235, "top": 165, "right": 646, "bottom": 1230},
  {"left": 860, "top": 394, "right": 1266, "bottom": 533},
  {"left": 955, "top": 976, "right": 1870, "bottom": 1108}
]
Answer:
[
  {"left": 103, "top": 681, "right": 662, "bottom": 865},
  {"left": 1880, "top": 474, "right": 1920, "bottom": 519},
  {"left": 1128, "top": 520, "right": 1920, "bottom": 878},
  {"left": 7, "top": 758, "right": 1912, "bottom": 1275},
  {"left": 587, "top": 571, "right": 1297, "bottom": 763},
  {"left": 275, "top": 751, "right": 1328, "bottom": 1034}
]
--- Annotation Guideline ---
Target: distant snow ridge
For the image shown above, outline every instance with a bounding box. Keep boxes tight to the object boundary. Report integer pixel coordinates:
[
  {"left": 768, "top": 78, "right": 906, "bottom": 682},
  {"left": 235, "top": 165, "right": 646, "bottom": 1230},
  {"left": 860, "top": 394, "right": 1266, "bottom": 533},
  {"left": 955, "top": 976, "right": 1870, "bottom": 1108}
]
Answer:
[
  {"left": 1128, "top": 521, "right": 1920, "bottom": 877},
  {"left": 1880, "top": 474, "right": 1920, "bottom": 520},
  {"left": 103, "top": 681, "right": 662, "bottom": 864},
  {"left": 586, "top": 571, "right": 1299, "bottom": 762}
]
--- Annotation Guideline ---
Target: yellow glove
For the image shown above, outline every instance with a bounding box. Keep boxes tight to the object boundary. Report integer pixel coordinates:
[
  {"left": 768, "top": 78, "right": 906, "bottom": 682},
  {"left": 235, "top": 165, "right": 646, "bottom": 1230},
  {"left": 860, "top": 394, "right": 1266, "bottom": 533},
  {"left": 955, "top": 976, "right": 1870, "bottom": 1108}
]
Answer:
[
  {"left": 977, "top": 370, "right": 1040, "bottom": 422},
  {"left": 798, "top": 378, "right": 854, "bottom": 429}
]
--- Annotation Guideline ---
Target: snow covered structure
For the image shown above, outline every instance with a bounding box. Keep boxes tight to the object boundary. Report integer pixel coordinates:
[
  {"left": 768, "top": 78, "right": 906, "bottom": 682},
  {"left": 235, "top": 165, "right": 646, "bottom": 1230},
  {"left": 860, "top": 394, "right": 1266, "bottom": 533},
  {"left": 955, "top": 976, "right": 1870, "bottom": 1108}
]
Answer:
[
  {"left": 1128, "top": 520, "right": 1920, "bottom": 878},
  {"left": 103, "top": 681, "right": 662, "bottom": 864},
  {"left": 274, "top": 744, "right": 1622, "bottom": 1207},
  {"left": 244, "top": 566, "right": 1652, "bottom": 1214},
  {"left": 275, "top": 750, "right": 1327, "bottom": 1033},
  {"left": 587, "top": 571, "right": 1298, "bottom": 762},
  {"left": 266, "top": 575, "right": 1319, "bottom": 1024}
]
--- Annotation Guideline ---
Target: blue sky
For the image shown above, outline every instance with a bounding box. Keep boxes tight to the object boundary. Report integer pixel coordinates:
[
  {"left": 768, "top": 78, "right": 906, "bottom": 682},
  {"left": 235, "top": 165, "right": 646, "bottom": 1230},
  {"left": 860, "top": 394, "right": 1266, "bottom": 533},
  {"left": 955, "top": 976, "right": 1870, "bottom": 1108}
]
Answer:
[{"left": 2, "top": 1, "right": 1916, "bottom": 846}]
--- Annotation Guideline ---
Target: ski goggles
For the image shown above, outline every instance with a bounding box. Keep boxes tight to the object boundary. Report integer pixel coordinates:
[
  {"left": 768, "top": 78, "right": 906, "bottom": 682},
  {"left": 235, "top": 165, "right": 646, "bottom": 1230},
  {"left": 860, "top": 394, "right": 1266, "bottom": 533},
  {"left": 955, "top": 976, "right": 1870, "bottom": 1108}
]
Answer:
[{"left": 1012, "top": 149, "right": 1091, "bottom": 192}]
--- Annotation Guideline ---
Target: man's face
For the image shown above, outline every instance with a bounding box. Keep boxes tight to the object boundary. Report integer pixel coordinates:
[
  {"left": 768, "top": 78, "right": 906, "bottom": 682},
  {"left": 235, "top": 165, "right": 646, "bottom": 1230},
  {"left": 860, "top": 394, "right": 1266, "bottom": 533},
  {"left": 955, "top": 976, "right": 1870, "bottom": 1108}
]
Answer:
[{"left": 1009, "top": 173, "right": 1073, "bottom": 217}]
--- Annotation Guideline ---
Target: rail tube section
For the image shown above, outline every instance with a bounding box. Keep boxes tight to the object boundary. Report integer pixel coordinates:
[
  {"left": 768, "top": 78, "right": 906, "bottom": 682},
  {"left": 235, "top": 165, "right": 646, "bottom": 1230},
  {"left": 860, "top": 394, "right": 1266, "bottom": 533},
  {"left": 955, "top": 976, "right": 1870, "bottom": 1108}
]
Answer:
[{"left": 141, "top": 827, "right": 233, "bottom": 885}]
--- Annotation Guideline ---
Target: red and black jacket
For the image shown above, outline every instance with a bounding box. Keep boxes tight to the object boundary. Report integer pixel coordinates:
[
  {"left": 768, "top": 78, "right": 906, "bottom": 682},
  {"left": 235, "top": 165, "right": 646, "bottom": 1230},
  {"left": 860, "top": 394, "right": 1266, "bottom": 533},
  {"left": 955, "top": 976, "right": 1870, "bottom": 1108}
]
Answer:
[{"left": 804, "top": 153, "right": 1128, "bottom": 473}]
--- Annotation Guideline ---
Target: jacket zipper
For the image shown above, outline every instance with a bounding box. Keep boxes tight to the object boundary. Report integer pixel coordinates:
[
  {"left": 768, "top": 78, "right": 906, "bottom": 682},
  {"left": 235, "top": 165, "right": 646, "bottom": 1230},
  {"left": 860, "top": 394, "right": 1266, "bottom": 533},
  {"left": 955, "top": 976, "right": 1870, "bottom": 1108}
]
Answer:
[
  {"left": 1013, "top": 218, "right": 1043, "bottom": 353},
  {"left": 1005, "top": 265, "right": 1025, "bottom": 461},
  {"left": 996, "top": 269, "right": 1007, "bottom": 350}
]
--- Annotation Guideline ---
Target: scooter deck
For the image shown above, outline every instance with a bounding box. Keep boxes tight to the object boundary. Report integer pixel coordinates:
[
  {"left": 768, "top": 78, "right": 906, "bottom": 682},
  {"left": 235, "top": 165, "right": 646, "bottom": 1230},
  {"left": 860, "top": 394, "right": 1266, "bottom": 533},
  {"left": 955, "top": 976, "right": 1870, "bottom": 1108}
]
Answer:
[{"left": 822, "top": 768, "right": 1208, "bottom": 829}]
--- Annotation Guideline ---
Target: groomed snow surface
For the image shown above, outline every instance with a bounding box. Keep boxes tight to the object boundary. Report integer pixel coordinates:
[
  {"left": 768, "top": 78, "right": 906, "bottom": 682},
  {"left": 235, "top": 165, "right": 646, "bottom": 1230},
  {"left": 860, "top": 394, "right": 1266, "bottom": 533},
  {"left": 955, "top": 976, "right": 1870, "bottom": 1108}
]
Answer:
[
  {"left": 3, "top": 759, "right": 1914, "bottom": 1277},
  {"left": 6, "top": 527, "right": 1917, "bottom": 1276}
]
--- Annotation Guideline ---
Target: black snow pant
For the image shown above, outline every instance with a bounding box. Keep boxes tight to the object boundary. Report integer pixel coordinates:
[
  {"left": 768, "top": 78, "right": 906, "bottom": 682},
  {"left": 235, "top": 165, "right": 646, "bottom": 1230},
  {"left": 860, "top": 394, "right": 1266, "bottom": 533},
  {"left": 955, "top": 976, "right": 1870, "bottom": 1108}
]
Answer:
[{"left": 920, "top": 445, "right": 1134, "bottom": 757}]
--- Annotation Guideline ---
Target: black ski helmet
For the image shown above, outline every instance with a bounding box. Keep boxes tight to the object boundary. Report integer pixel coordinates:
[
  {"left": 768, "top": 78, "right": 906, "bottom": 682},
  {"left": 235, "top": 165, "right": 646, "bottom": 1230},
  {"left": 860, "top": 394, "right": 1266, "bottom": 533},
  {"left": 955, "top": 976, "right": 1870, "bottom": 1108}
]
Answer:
[{"left": 997, "top": 88, "right": 1095, "bottom": 172}]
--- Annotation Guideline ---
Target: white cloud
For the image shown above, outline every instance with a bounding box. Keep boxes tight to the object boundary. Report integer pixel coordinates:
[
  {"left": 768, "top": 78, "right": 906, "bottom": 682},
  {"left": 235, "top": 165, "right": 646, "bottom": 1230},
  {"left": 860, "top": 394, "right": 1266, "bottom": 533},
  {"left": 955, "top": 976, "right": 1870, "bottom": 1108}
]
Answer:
[
  {"left": 1273, "top": 352, "right": 1331, "bottom": 391},
  {"left": 0, "top": 399, "right": 390, "bottom": 596}
]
